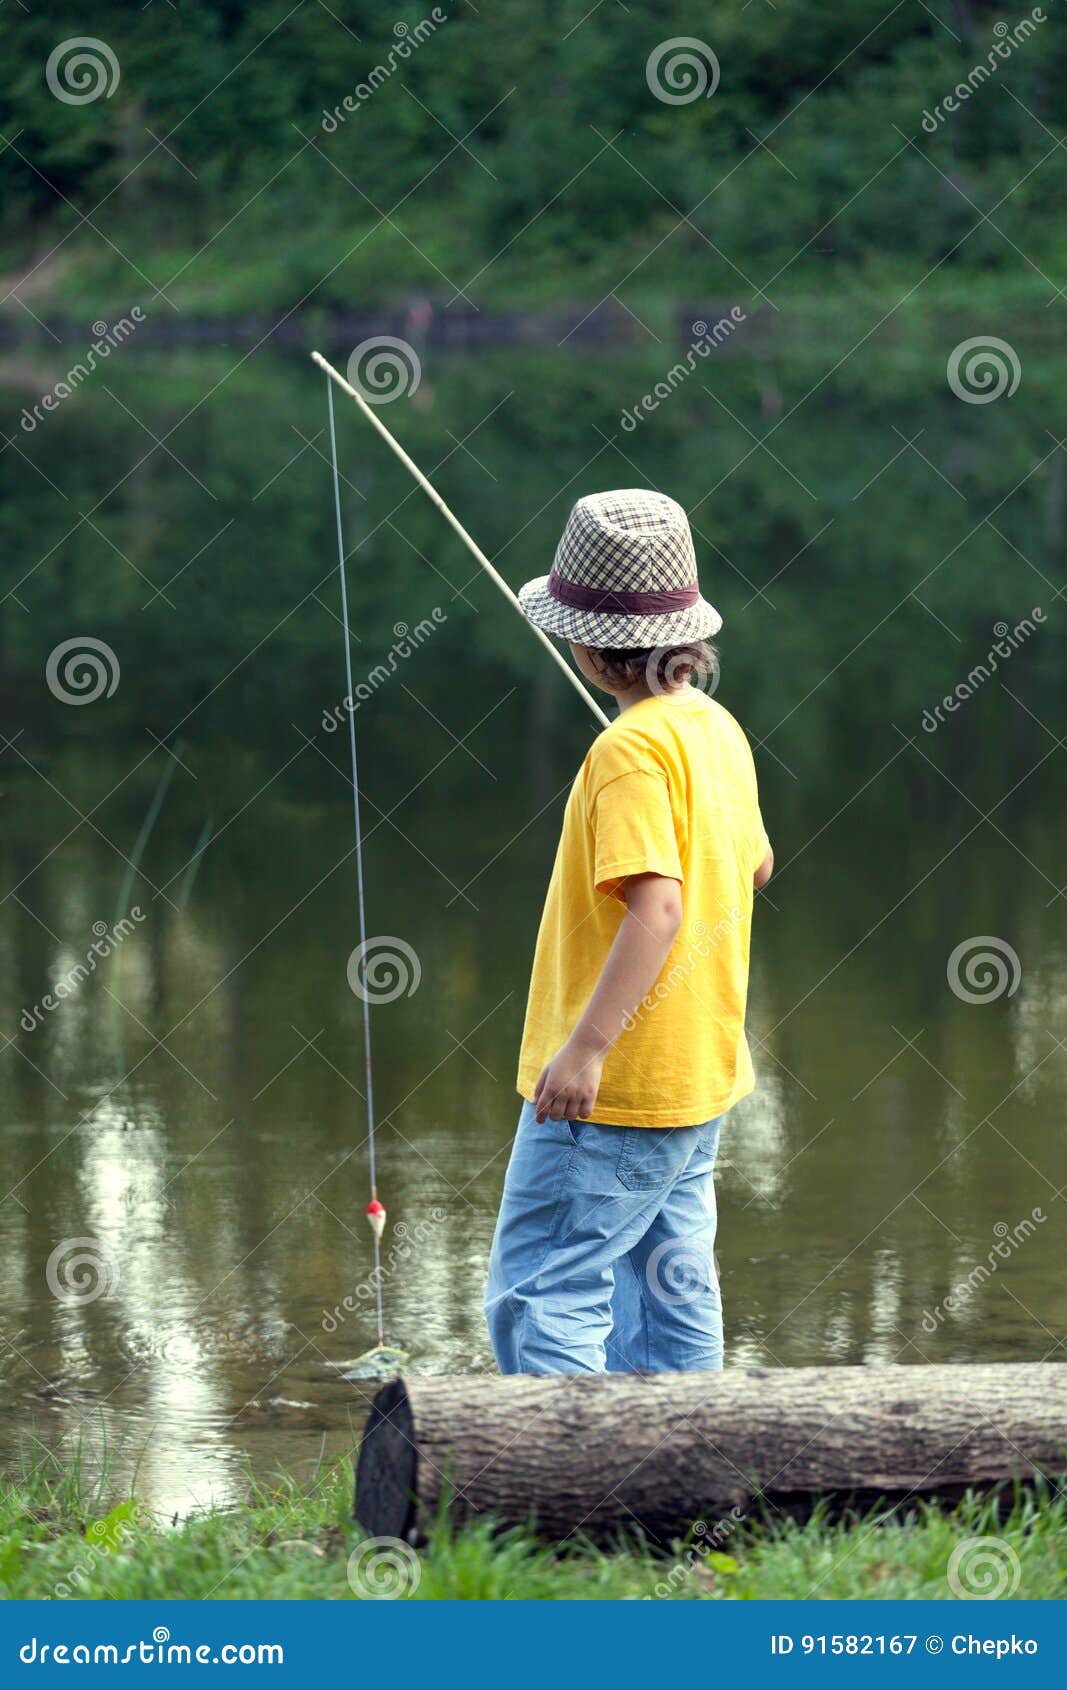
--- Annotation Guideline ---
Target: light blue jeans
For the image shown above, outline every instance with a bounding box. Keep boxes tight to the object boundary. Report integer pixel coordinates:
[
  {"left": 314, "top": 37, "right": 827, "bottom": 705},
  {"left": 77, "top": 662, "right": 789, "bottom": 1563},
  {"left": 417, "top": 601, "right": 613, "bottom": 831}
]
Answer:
[{"left": 484, "top": 1101, "right": 724, "bottom": 1374}]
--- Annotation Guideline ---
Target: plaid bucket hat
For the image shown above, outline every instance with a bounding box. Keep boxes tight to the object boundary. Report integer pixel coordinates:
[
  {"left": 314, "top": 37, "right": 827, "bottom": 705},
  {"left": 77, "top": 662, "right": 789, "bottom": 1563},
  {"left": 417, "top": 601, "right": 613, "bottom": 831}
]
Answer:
[{"left": 517, "top": 489, "right": 722, "bottom": 648}]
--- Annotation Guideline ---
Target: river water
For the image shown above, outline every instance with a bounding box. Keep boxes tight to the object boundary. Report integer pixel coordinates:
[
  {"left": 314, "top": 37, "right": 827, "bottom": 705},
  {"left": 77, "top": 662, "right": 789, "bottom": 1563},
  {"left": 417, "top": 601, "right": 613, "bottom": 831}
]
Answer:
[{"left": 1, "top": 329, "right": 1064, "bottom": 1518}]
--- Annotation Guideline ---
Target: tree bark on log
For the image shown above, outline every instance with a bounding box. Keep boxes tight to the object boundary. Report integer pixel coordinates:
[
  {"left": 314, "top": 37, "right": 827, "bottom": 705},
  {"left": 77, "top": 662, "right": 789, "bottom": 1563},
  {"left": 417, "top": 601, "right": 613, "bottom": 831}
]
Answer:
[{"left": 355, "top": 1366, "right": 1067, "bottom": 1543}]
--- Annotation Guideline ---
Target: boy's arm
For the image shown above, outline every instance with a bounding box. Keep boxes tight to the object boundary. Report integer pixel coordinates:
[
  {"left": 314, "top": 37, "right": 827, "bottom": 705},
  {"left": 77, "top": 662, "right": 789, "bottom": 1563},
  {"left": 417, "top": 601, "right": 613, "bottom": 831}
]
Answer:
[
  {"left": 532, "top": 873, "right": 682, "bottom": 1123},
  {"left": 754, "top": 842, "right": 774, "bottom": 888}
]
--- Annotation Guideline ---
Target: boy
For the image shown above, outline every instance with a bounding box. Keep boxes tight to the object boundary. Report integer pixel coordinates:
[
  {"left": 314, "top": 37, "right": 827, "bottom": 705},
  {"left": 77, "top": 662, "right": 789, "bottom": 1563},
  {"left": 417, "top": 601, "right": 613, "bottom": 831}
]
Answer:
[{"left": 484, "top": 489, "right": 772, "bottom": 1375}]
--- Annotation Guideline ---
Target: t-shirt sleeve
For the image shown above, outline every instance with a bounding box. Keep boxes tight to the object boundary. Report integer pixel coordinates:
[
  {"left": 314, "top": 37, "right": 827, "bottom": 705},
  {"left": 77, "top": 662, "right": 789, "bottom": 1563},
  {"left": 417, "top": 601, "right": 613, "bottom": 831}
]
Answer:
[{"left": 591, "top": 767, "right": 684, "bottom": 902}]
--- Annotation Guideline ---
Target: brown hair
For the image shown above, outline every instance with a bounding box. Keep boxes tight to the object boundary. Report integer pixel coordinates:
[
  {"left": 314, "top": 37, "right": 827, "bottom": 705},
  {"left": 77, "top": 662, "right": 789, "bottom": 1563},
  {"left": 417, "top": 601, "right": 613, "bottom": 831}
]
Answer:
[{"left": 587, "top": 641, "right": 718, "bottom": 693}]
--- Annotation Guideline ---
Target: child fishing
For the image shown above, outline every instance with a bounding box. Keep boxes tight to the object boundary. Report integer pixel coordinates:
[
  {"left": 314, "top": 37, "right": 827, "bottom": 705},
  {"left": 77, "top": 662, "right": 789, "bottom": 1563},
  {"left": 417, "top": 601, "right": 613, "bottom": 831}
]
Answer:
[
  {"left": 484, "top": 490, "right": 772, "bottom": 1375},
  {"left": 314, "top": 359, "right": 768, "bottom": 1375}
]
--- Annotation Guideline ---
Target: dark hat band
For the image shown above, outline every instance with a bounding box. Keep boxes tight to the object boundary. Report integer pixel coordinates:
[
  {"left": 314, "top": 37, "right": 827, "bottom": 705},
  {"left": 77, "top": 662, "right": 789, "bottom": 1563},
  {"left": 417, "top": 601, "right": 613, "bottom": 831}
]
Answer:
[{"left": 547, "top": 569, "right": 699, "bottom": 617}]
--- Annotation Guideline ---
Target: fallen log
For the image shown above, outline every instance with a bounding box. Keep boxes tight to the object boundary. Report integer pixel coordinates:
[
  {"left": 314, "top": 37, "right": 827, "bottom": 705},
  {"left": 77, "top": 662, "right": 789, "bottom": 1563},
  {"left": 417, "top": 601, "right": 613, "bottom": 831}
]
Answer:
[{"left": 355, "top": 1365, "right": 1067, "bottom": 1543}]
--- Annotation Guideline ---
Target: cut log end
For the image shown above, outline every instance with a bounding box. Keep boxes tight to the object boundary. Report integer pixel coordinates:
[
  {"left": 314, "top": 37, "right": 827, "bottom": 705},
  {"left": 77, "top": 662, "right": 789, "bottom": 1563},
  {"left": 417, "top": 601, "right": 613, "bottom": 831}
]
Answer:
[{"left": 354, "top": 1376, "right": 417, "bottom": 1539}]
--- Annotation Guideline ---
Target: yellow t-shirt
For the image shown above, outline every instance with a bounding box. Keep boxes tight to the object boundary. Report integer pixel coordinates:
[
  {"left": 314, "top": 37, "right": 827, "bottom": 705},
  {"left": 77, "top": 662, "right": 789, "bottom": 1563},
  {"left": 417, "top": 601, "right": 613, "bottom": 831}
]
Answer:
[{"left": 517, "top": 692, "right": 768, "bottom": 1127}]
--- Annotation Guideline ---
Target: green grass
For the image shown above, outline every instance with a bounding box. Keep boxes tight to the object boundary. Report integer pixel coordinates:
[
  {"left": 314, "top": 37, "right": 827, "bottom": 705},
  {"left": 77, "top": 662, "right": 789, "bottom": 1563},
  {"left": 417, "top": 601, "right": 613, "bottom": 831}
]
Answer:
[{"left": 2, "top": 1443, "right": 1065, "bottom": 1600}]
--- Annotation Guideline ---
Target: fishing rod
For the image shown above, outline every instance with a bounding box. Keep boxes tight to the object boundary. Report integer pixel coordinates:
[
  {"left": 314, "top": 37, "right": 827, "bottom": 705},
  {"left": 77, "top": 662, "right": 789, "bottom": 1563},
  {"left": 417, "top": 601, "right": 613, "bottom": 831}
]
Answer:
[
  {"left": 310, "top": 350, "right": 611, "bottom": 730},
  {"left": 317, "top": 351, "right": 610, "bottom": 1371}
]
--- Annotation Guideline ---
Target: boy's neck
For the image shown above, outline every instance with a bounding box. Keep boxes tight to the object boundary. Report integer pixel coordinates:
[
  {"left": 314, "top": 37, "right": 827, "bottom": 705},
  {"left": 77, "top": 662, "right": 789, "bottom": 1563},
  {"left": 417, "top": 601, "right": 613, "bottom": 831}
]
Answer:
[{"left": 612, "top": 682, "right": 689, "bottom": 715}]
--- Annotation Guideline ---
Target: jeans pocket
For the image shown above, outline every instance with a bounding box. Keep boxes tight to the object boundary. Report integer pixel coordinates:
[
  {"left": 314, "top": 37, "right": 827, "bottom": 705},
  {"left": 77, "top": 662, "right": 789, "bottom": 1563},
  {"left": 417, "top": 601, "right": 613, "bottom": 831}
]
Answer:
[
  {"left": 616, "top": 1126, "right": 679, "bottom": 1191},
  {"left": 537, "top": 1115, "right": 585, "bottom": 1153}
]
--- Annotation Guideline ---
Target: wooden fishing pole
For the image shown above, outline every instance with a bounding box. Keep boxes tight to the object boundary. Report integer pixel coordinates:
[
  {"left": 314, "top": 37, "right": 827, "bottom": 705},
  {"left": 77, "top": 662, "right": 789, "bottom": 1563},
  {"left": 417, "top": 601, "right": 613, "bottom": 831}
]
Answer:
[{"left": 310, "top": 350, "right": 612, "bottom": 730}]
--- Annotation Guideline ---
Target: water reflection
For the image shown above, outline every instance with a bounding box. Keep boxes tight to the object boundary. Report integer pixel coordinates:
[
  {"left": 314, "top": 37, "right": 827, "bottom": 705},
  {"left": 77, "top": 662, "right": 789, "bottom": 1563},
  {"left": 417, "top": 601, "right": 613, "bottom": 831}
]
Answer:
[
  {"left": 2, "top": 730, "right": 1063, "bottom": 1519},
  {"left": 2, "top": 339, "right": 1065, "bottom": 1516}
]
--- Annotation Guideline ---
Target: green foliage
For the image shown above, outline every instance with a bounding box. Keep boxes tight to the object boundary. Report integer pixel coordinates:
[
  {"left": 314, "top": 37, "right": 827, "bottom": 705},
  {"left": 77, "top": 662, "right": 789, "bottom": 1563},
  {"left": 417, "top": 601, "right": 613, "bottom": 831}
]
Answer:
[{"left": 2, "top": 1, "right": 1065, "bottom": 312}]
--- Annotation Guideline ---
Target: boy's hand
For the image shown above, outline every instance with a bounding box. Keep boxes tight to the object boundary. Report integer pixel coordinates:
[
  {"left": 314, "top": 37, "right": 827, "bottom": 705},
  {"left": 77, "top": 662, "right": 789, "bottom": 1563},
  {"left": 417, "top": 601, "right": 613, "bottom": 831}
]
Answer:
[{"left": 533, "top": 1038, "right": 605, "bottom": 1124}]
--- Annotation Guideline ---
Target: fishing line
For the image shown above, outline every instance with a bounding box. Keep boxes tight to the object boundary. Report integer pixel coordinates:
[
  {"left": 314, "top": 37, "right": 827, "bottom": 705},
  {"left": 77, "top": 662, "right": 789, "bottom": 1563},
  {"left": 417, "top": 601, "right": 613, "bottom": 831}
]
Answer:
[{"left": 325, "top": 372, "right": 388, "bottom": 1353}]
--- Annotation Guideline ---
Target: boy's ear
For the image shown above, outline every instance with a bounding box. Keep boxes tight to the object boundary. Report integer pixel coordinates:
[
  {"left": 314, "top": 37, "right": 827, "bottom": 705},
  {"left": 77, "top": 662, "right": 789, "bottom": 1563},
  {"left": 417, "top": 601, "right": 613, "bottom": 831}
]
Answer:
[{"left": 570, "top": 644, "right": 615, "bottom": 692}]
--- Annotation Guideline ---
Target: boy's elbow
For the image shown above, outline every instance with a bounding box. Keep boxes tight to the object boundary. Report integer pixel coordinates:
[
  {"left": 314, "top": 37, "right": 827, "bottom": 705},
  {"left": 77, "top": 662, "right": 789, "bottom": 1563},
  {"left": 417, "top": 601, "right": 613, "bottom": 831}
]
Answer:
[
  {"left": 659, "top": 890, "right": 684, "bottom": 940},
  {"left": 625, "top": 874, "right": 683, "bottom": 938},
  {"left": 754, "top": 843, "right": 774, "bottom": 890}
]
